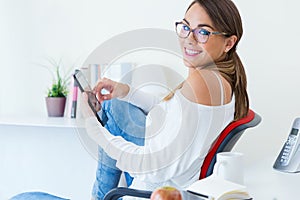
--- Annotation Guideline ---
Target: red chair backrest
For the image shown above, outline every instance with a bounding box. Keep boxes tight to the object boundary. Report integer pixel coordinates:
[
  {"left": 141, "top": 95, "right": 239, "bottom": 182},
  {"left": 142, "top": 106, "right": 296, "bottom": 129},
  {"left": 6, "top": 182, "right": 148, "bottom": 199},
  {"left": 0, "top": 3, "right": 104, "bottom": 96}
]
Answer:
[{"left": 199, "top": 109, "right": 258, "bottom": 179}]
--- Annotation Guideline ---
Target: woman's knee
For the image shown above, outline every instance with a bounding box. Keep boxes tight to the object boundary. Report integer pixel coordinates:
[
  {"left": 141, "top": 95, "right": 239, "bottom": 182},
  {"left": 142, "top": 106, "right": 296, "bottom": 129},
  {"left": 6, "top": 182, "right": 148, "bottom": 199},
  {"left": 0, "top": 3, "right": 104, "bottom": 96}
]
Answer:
[{"left": 101, "top": 99, "right": 146, "bottom": 139}]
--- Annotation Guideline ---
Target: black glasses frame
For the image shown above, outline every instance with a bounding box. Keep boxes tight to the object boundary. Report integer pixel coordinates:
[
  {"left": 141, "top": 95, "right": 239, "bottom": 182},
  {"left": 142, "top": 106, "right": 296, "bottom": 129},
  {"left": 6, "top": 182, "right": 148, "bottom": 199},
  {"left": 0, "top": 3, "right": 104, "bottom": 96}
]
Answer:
[{"left": 175, "top": 22, "right": 229, "bottom": 44}]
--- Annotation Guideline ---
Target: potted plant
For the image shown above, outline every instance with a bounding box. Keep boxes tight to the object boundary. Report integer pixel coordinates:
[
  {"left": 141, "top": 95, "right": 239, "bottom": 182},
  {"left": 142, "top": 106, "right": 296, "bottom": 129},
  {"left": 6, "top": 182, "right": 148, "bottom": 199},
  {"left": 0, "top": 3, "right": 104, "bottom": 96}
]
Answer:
[{"left": 43, "top": 58, "right": 71, "bottom": 117}]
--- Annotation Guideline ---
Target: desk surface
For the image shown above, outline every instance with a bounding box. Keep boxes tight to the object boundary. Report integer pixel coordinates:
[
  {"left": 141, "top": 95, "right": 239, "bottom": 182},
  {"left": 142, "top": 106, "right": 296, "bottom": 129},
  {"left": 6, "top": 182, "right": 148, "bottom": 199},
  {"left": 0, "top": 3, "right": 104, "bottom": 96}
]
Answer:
[
  {"left": 244, "top": 156, "right": 300, "bottom": 199},
  {"left": 0, "top": 115, "right": 84, "bottom": 128},
  {"left": 1, "top": 116, "right": 299, "bottom": 199},
  {"left": 0, "top": 124, "right": 96, "bottom": 200}
]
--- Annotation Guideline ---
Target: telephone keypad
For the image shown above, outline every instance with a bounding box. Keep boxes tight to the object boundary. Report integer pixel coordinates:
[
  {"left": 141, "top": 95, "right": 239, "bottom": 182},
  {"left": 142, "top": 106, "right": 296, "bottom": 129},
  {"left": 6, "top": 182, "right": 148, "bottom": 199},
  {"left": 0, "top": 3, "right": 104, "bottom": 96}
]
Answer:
[{"left": 280, "top": 135, "right": 297, "bottom": 166}]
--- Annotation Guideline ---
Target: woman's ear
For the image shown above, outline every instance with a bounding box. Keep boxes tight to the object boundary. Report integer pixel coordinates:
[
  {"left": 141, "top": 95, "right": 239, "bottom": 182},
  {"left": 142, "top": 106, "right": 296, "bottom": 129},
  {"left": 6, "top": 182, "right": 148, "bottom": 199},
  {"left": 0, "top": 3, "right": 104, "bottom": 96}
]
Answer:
[{"left": 224, "top": 35, "right": 238, "bottom": 53}]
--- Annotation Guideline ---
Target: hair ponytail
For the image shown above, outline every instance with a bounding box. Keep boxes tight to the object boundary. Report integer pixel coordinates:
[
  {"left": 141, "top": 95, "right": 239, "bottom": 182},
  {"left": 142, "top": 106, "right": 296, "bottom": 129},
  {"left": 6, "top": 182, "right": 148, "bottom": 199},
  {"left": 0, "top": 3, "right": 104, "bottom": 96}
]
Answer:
[
  {"left": 214, "top": 51, "right": 249, "bottom": 120},
  {"left": 232, "top": 52, "right": 249, "bottom": 120}
]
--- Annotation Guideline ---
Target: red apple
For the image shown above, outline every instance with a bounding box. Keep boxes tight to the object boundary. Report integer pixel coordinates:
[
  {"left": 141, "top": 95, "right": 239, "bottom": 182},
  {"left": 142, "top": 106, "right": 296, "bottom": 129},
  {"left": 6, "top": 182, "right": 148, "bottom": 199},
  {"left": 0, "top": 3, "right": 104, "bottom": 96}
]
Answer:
[{"left": 150, "top": 186, "right": 182, "bottom": 200}]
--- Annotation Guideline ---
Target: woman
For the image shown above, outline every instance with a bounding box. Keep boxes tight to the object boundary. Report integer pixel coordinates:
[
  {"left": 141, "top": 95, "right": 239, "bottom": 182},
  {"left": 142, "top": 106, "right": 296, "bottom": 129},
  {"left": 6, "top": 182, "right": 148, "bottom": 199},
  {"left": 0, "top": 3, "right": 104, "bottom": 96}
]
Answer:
[{"left": 82, "top": 0, "right": 249, "bottom": 199}]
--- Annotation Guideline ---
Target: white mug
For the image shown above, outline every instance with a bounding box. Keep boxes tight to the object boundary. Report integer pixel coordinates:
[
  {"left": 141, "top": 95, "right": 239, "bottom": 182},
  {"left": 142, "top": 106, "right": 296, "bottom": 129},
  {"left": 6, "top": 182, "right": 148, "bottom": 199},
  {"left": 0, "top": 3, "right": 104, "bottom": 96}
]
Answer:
[{"left": 213, "top": 152, "right": 244, "bottom": 185}]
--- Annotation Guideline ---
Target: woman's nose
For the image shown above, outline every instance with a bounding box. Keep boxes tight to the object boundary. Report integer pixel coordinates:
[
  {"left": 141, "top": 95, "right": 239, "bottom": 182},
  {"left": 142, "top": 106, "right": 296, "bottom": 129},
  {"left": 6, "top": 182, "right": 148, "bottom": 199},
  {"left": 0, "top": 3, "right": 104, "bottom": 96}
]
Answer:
[{"left": 186, "top": 32, "right": 197, "bottom": 45}]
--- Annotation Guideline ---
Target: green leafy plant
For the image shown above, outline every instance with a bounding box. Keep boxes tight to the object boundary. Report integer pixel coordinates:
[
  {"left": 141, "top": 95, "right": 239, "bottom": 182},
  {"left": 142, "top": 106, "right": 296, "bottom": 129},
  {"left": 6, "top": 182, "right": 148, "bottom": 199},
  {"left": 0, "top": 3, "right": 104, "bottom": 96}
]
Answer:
[
  {"left": 40, "top": 58, "right": 72, "bottom": 98},
  {"left": 47, "top": 66, "right": 69, "bottom": 97}
]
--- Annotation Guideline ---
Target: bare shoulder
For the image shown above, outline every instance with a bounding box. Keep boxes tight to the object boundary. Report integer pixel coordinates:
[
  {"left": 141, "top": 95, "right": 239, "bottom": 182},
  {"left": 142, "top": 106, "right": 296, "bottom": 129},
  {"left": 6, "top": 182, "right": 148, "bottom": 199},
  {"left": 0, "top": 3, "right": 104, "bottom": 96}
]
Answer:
[{"left": 180, "top": 69, "right": 232, "bottom": 106}]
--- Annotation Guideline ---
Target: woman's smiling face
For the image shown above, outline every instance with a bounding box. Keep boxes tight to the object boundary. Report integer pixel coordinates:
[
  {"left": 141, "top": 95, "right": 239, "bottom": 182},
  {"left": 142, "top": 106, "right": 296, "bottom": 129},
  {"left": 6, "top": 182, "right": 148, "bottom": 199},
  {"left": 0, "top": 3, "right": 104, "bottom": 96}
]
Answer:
[{"left": 179, "top": 3, "right": 229, "bottom": 69}]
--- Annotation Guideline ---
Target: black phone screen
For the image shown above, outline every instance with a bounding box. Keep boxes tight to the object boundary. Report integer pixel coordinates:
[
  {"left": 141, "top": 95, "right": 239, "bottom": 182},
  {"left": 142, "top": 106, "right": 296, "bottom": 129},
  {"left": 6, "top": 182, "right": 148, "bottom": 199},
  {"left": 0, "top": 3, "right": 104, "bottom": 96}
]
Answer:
[{"left": 73, "top": 70, "right": 104, "bottom": 126}]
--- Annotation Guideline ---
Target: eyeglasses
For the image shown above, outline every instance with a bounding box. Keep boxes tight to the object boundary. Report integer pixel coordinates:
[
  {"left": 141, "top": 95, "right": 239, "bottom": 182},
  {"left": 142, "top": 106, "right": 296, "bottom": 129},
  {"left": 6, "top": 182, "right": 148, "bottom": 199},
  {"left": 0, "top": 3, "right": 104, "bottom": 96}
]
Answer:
[{"left": 175, "top": 22, "right": 229, "bottom": 44}]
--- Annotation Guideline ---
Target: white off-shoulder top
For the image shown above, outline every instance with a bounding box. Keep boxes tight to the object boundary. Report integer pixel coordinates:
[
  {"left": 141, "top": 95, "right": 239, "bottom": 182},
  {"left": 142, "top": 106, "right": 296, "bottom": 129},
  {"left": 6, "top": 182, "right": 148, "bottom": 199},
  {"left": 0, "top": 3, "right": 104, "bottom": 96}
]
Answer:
[{"left": 85, "top": 82, "right": 235, "bottom": 191}]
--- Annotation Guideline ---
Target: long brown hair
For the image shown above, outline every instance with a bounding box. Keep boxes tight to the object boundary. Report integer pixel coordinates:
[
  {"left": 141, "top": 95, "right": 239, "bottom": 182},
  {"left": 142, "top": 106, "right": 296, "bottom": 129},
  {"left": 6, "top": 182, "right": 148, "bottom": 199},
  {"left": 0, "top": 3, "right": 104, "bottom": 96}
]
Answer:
[{"left": 165, "top": 0, "right": 249, "bottom": 120}]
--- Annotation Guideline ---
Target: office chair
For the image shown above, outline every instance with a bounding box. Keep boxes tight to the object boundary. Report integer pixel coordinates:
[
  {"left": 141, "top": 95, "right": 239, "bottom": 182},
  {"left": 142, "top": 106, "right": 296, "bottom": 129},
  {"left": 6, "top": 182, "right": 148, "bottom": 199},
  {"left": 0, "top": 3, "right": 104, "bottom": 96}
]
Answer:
[{"left": 103, "top": 109, "right": 261, "bottom": 200}]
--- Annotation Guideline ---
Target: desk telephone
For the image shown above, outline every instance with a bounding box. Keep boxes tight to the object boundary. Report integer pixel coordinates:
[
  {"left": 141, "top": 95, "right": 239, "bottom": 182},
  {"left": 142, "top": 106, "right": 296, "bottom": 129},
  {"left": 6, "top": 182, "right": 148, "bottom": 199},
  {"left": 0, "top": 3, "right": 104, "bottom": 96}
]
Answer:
[{"left": 273, "top": 118, "right": 300, "bottom": 173}]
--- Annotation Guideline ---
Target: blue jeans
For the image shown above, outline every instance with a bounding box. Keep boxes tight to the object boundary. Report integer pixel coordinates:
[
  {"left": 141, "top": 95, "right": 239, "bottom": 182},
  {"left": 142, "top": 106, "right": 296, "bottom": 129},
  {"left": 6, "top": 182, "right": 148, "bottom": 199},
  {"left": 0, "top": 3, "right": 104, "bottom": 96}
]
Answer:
[
  {"left": 92, "top": 99, "right": 146, "bottom": 200},
  {"left": 9, "top": 192, "right": 69, "bottom": 200}
]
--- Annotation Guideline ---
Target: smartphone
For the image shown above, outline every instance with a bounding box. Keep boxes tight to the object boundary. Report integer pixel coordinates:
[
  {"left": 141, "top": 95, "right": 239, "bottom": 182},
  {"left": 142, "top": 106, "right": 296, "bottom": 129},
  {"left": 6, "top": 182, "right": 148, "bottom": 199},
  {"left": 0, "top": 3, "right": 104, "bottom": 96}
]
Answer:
[{"left": 73, "top": 70, "right": 104, "bottom": 126}]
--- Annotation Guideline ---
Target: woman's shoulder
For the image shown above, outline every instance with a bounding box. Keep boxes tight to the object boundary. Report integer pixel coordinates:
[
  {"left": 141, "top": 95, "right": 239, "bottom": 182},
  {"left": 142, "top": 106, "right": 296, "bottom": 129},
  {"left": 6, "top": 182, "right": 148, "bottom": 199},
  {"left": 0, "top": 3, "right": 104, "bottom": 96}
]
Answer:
[{"left": 180, "top": 69, "right": 231, "bottom": 106}]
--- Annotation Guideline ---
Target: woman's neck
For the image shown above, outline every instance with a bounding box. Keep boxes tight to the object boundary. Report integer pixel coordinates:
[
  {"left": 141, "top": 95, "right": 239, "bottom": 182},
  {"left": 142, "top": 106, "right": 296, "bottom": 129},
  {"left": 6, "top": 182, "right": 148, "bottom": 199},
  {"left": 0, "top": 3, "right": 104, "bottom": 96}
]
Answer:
[
  {"left": 187, "top": 63, "right": 218, "bottom": 78},
  {"left": 188, "top": 67, "right": 205, "bottom": 78},
  {"left": 188, "top": 68, "right": 197, "bottom": 77}
]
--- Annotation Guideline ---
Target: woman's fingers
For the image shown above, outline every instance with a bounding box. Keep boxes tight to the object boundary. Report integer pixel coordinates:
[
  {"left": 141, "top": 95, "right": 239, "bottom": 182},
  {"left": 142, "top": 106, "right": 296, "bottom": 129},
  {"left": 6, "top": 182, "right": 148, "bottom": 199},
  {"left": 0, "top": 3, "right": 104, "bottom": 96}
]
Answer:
[
  {"left": 96, "top": 92, "right": 112, "bottom": 102},
  {"left": 93, "top": 77, "right": 129, "bottom": 101},
  {"left": 93, "top": 78, "right": 115, "bottom": 100},
  {"left": 94, "top": 78, "right": 114, "bottom": 92},
  {"left": 86, "top": 91, "right": 101, "bottom": 111}
]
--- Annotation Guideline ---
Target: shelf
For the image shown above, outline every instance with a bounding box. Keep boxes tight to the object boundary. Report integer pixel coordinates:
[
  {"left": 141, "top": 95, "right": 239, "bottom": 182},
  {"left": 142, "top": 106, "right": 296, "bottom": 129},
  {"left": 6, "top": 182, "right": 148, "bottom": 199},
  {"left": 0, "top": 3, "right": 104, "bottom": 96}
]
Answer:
[{"left": 0, "top": 115, "right": 85, "bottom": 128}]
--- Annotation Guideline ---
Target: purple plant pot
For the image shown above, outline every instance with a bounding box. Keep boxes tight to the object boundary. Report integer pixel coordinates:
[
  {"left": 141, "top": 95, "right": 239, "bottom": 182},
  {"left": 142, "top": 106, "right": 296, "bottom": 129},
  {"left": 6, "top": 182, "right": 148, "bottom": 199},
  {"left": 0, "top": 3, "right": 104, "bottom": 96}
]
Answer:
[{"left": 45, "top": 97, "right": 67, "bottom": 117}]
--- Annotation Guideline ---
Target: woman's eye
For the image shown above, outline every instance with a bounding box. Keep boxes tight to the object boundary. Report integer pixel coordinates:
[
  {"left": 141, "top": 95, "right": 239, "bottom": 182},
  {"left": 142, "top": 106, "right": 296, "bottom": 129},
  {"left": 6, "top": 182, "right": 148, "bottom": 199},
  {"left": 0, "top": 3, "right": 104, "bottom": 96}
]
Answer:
[
  {"left": 183, "top": 25, "right": 190, "bottom": 31},
  {"left": 199, "top": 29, "right": 210, "bottom": 35}
]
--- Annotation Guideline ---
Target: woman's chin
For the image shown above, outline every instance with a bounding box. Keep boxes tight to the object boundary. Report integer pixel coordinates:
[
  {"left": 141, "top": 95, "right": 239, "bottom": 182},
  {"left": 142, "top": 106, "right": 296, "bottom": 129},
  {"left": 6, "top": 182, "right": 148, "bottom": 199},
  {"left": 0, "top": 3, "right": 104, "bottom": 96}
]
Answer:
[{"left": 183, "top": 59, "right": 197, "bottom": 68}]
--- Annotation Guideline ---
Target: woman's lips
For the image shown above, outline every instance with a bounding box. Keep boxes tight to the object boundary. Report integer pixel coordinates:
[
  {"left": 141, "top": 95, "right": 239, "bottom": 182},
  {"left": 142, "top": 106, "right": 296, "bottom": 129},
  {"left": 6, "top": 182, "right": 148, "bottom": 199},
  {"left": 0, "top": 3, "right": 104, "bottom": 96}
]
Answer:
[{"left": 184, "top": 47, "right": 202, "bottom": 57}]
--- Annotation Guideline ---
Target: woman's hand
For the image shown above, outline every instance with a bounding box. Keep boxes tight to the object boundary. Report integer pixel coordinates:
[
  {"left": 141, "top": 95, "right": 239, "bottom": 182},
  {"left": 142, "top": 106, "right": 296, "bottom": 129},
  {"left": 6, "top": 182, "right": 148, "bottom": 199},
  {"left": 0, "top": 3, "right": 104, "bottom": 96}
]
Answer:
[{"left": 93, "top": 78, "right": 130, "bottom": 102}]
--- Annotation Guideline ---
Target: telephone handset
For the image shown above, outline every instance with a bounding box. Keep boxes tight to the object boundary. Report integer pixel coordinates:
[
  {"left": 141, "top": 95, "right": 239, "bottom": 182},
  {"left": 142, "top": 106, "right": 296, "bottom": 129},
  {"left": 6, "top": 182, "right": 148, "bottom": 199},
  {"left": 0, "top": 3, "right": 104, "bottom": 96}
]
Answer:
[{"left": 273, "top": 118, "right": 300, "bottom": 173}]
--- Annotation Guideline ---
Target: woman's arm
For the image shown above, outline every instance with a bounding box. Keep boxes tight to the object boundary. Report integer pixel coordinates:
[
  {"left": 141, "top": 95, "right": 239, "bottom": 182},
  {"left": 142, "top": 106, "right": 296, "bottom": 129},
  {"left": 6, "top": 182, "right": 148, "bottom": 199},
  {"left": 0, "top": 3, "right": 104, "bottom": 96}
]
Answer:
[
  {"left": 93, "top": 78, "right": 160, "bottom": 114},
  {"left": 118, "top": 86, "right": 160, "bottom": 114}
]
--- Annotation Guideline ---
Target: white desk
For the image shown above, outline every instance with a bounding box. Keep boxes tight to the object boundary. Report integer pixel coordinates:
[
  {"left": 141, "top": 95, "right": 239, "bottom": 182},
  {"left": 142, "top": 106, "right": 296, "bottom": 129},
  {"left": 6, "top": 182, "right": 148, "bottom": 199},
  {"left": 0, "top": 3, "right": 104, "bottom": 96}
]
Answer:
[
  {"left": 0, "top": 116, "right": 98, "bottom": 200},
  {"left": 1, "top": 116, "right": 300, "bottom": 200},
  {"left": 244, "top": 156, "right": 300, "bottom": 199}
]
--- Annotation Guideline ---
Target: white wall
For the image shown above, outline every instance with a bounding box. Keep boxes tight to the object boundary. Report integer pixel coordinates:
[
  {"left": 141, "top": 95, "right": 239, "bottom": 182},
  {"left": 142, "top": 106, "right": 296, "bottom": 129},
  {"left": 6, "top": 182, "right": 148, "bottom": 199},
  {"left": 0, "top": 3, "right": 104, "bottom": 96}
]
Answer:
[
  {"left": 232, "top": 0, "right": 300, "bottom": 161},
  {"left": 2, "top": 0, "right": 300, "bottom": 198},
  {"left": 0, "top": 0, "right": 190, "bottom": 117}
]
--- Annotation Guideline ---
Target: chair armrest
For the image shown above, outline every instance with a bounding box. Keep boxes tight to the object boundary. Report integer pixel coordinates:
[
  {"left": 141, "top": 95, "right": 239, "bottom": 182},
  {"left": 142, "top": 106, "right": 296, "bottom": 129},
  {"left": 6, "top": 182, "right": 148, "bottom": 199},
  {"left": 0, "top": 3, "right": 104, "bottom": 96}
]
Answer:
[{"left": 103, "top": 187, "right": 152, "bottom": 200}]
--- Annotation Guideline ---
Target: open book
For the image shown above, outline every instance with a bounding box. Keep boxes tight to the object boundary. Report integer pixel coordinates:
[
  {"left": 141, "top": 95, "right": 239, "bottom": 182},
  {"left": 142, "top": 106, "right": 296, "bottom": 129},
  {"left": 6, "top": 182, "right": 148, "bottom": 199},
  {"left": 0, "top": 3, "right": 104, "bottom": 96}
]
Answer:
[{"left": 186, "top": 175, "right": 252, "bottom": 200}]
